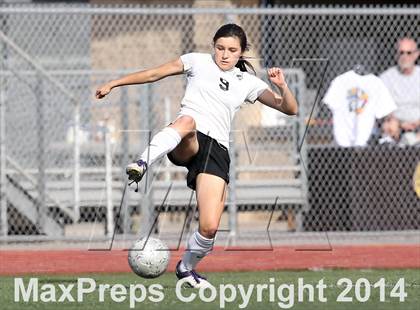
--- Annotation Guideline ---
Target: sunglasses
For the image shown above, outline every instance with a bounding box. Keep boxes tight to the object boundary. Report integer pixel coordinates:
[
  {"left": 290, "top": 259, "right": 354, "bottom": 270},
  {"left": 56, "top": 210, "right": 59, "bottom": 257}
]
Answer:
[{"left": 398, "top": 50, "right": 417, "bottom": 56}]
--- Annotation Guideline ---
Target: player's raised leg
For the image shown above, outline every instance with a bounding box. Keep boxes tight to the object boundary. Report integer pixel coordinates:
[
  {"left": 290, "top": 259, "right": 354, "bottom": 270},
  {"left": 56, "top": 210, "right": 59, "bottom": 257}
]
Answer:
[
  {"left": 126, "top": 115, "right": 197, "bottom": 183},
  {"left": 176, "top": 173, "right": 227, "bottom": 288}
]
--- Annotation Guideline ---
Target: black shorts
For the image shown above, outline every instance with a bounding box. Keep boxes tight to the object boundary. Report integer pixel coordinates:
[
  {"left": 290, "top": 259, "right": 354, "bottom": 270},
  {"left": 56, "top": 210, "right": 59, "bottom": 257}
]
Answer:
[{"left": 167, "top": 131, "right": 230, "bottom": 190}]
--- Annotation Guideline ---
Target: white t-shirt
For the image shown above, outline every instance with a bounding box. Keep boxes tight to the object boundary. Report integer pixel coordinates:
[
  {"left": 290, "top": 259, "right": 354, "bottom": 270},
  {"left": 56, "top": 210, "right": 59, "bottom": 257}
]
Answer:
[
  {"left": 178, "top": 53, "right": 269, "bottom": 148},
  {"left": 323, "top": 70, "right": 397, "bottom": 147},
  {"left": 379, "top": 66, "right": 420, "bottom": 122}
]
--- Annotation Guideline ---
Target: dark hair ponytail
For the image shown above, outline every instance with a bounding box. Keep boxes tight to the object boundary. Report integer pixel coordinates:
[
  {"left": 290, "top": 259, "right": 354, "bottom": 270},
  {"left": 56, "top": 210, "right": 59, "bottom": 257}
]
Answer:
[
  {"left": 236, "top": 56, "right": 256, "bottom": 74},
  {"left": 213, "top": 24, "right": 256, "bottom": 74}
]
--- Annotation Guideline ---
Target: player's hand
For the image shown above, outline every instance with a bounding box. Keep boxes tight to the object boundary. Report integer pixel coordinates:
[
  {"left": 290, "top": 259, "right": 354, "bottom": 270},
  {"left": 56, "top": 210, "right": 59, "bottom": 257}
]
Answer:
[
  {"left": 267, "top": 67, "right": 287, "bottom": 88},
  {"left": 95, "top": 83, "right": 112, "bottom": 99}
]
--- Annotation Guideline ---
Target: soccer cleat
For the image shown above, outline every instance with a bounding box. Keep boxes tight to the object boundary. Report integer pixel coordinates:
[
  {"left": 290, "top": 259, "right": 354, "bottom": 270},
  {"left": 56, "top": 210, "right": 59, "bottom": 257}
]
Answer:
[
  {"left": 175, "top": 260, "right": 212, "bottom": 289},
  {"left": 126, "top": 160, "right": 147, "bottom": 191}
]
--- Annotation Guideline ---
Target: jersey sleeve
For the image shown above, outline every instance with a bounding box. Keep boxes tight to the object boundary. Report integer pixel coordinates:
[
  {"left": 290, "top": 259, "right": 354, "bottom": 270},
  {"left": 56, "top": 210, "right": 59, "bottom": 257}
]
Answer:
[
  {"left": 375, "top": 80, "right": 397, "bottom": 119},
  {"left": 245, "top": 75, "right": 269, "bottom": 103},
  {"left": 180, "top": 53, "right": 196, "bottom": 74}
]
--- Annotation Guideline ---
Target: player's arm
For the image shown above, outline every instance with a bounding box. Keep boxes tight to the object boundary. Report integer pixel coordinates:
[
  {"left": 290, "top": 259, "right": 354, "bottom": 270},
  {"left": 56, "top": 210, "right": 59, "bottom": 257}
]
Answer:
[
  {"left": 96, "top": 58, "right": 184, "bottom": 99},
  {"left": 257, "top": 67, "right": 298, "bottom": 115}
]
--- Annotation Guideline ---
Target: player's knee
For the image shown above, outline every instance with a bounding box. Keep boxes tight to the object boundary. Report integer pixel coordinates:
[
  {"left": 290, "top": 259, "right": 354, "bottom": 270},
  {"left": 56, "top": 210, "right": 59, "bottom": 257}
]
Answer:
[
  {"left": 199, "top": 226, "right": 218, "bottom": 239},
  {"left": 171, "top": 116, "right": 196, "bottom": 138},
  {"left": 178, "top": 115, "right": 196, "bottom": 131}
]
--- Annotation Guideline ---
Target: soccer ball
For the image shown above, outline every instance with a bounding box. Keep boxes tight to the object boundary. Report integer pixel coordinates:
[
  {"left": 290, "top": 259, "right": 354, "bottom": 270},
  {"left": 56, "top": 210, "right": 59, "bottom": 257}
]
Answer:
[{"left": 128, "top": 237, "right": 170, "bottom": 278}]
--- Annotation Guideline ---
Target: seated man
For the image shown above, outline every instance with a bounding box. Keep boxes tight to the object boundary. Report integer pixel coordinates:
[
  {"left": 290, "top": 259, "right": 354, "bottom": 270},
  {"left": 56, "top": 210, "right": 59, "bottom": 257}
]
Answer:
[{"left": 380, "top": 37, "right": 420, "bottom": 145}]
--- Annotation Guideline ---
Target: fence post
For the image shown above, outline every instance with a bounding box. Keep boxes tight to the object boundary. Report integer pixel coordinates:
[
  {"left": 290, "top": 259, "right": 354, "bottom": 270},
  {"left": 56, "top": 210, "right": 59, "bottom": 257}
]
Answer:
[
  {"left": 105, "top": 127, "right": 114, "bottom": 238},
  {"left": 120, "top": 87, "right": 130, "bottom": 234},
  {"left": 73, "top": 102, "right": 80, "bottom": 221},
  {"left": 139, "top": 84, "right": 154, "bottom": 237},
  {"left": 0, "top": 41, "right": 7, "bottom": 237},
  {"left": 36, "top": 74, "right": 46, "bottom": 233},
  {"left": 228, "top": 130, "right": 238, "bottom": 246},
  {"left": 296, "top": 70, "right": 307, "bottom": 232}
]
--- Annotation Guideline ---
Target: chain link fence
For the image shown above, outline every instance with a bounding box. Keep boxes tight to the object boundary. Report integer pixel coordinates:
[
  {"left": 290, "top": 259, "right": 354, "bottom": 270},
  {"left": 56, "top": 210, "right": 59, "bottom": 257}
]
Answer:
[{"left": 0, "top": 4, "right": 419, "bottom": 245}]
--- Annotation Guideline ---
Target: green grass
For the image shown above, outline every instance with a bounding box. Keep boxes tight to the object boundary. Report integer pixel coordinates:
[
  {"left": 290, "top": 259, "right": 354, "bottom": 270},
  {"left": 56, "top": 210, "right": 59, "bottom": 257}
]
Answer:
[{"left": 1, "top": 269, "right": 419, "bottom": 310}]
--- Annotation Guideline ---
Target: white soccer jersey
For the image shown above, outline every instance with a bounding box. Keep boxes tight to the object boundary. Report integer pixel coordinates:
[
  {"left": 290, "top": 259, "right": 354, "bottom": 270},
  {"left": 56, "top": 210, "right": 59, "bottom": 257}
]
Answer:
[
  {"left": 379, "top": 66, "right": 420, "bottom": 122},
  {"left": 323, "top": 70, "right": 397, "bottom": 147},
  {"left": 178, "top": 53, "right": 269, "bottom": 148}
]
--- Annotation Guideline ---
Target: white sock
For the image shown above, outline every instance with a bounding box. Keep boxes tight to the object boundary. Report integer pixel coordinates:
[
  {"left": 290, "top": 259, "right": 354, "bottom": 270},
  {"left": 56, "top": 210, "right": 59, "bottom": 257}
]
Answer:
[
  {"left": 180, "top": 230, "right": 214, "bottom": 271},
  {"left": 140, "top": 127, "right": 181, "bottom": 166}
]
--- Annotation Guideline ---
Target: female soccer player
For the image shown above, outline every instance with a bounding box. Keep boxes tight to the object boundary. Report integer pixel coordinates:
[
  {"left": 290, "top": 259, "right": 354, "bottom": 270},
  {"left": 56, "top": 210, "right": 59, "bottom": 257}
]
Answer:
[{"left": 96, "top": 24, "right": 298, "bottom": 288}]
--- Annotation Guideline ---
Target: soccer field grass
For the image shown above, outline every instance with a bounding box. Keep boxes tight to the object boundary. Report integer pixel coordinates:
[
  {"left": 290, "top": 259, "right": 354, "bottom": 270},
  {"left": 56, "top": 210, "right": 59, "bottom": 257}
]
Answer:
[{"left": 1, "top": 269, "right": 419, "bottom": 310}]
